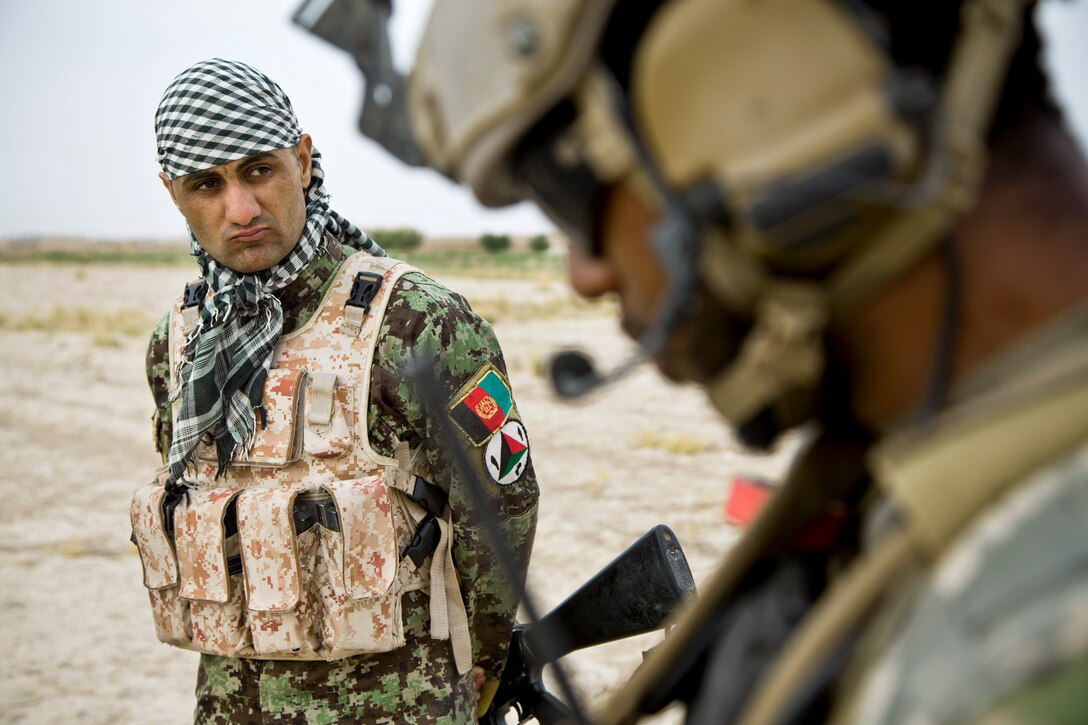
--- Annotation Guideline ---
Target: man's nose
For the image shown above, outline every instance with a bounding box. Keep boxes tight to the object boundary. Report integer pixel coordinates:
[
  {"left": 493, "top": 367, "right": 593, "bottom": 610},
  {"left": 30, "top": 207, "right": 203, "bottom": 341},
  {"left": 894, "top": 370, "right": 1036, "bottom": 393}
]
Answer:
[
  {"left": 223, "top": 182, "right": 261, "bottom": 226},
  {"left": 567, "top": 247, "right": 618, "bottom": 299}
]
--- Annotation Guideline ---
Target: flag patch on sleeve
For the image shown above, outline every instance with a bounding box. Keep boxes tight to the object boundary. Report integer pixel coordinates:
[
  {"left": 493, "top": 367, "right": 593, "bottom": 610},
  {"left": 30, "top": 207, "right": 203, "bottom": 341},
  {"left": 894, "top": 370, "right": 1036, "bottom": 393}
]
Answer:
[{"left": 449, "top": 363, "right": 514, "bottom": 446}]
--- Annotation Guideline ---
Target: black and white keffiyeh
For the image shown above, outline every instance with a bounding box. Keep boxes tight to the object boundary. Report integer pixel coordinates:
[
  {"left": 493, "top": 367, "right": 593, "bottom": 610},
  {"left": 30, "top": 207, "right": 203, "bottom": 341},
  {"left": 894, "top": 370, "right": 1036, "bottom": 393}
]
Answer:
[{"left": 155, "top": 58, "right": 384, "bottom": 485}]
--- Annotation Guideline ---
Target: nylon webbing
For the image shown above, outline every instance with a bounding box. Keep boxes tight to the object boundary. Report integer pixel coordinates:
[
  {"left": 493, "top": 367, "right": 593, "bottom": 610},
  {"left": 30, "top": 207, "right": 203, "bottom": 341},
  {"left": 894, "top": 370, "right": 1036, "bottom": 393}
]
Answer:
[
  {"left": 342, "top": 305, "right": 367, "bottom": 337},
  {"left": 736, "top": 325, "right": 1088, "bottom": 724},
  {"left": 390, "top": 442, "right": 472, "bottom": 673},
  {"left": 306, "top": 372, "right": 338, "bottom": 428},
  {"left": 430, "top": 513, "right": 473, "bottom": 674},
  {"left": 736, "top": 530, "right": 918, "bottom": 725}
]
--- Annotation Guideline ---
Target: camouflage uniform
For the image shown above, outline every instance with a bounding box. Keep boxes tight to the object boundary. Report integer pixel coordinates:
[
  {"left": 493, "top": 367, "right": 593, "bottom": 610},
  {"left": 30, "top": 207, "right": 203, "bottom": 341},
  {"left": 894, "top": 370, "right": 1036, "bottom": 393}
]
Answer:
[
  {"left": 146, "top": 237, "right": 539, "bottom": 723},
  {"left": 824, "top": 312, "right": 1088, "bottom": 724},
  {"left": 723, "top": 308, "right": 1088, "bottom": 725},
  {"left": 840, "top": 442, "right": 1088, "bottom": 724}
]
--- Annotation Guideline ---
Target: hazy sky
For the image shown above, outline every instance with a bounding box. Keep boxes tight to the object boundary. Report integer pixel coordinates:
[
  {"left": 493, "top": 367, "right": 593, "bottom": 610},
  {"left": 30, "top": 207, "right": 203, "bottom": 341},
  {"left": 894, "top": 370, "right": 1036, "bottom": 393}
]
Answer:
[{"left": 1, "top": 0, "right": 1086, "bottom": 242}]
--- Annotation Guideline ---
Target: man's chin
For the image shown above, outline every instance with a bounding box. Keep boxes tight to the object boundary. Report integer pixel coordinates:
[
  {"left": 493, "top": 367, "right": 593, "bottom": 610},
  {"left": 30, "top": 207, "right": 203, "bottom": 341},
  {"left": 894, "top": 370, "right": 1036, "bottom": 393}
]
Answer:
[
  {"left": 652, "top": 357, "right": 689, "bottom": 383},
  {"left": 621, "top": 317, "right": 709, "bottom": 384},
  {"left": 653, "top": 352, "right": 716, "bottom": 385},
  {"left": 623, "top": 298, "right": 742, "bottom": 386}
]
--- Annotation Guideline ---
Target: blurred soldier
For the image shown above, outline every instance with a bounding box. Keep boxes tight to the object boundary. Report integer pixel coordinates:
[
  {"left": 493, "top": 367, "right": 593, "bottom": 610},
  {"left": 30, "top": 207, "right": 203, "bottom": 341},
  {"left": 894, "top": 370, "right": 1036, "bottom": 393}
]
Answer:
[
  {"left": 303, "top": 0, "right": 1088, "bottom": 721},
  {"left": 130, "top": 58, "right": 538, "bottom": 723}
]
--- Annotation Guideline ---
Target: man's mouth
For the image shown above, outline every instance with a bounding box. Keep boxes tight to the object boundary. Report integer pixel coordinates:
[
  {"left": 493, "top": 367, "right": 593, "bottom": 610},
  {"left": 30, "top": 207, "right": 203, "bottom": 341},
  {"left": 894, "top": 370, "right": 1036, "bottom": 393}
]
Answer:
[{"left": 230, "top": 226, "right": 271, "bottom": 243}]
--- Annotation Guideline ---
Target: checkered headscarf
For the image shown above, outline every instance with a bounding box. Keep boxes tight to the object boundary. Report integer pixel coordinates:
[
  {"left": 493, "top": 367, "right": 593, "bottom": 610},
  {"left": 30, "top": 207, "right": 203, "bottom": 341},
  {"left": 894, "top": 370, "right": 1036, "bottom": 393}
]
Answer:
[{"left": 156, "top": 58, "right": 385, "bottom": 486}]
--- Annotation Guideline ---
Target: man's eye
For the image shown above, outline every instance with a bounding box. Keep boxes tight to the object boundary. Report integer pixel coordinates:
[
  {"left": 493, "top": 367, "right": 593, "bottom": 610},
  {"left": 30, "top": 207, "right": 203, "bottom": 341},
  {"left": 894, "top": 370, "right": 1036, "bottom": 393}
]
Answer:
[
  {"left": 248, "top": 165, "right": 273, "bottom": 178},
  {"left": 193, "top": 179, "right": 218, "bottom": 191}
]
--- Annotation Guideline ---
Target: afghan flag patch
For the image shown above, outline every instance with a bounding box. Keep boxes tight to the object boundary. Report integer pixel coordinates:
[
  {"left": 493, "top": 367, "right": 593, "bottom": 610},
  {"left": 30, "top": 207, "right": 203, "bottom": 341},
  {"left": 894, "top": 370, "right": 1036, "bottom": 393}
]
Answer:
[{"left": 449, "top": 363, "right": 514, "bottom": 446}]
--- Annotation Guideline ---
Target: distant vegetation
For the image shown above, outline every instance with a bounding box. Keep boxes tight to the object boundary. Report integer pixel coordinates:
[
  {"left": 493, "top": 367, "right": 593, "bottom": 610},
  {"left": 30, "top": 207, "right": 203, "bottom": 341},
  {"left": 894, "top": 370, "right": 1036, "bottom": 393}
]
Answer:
[
  {"left": 0, "top": 239, "right": 192, "bottom": 266},
  {"left": 479, "top": 233, "right": 512, "bottom": 253},
  {"left": 398, "top": 249, "right": 561, "bottom": 279},
  {"left": 0, "top": 236, "right": 566, "bottom": 279},
  {"left": 370, "top": 227, "right": 423, "bottom": 251},
  {"left": 529, "top": 234, "right": 550, "bottom": 252},
  {"left": 0, "top": 306, "right": 156, "bottom": 347}
]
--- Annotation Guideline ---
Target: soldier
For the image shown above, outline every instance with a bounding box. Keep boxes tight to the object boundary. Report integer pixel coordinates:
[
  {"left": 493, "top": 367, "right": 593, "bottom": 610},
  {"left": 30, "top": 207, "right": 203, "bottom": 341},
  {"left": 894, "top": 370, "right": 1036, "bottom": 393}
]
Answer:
[
  {"left": 305, "top": 0, "right": 1088, "bottom": 721},
  {"left": 130, "top": 58, "right": 539, "bottom": 723}
]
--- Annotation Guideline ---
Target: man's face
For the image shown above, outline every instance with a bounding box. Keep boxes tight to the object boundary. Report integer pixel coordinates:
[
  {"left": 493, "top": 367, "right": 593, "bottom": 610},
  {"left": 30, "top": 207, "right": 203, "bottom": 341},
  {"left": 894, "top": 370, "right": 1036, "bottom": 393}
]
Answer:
[
  {"left": 566, "top": 183, "right": 739, "bottom": 383},
  {"left": 161, "top": 136, "right": 313, "bottom": 274}
]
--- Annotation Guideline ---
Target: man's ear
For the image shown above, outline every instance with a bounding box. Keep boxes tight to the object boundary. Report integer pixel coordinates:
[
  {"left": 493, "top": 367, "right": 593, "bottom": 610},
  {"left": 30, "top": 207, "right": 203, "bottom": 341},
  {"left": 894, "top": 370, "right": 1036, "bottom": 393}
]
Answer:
[
  {"left": 159, "top": 172, "right": 180, "bottom": 209},
  {"left": 295, "top": 134, "right": 314, "bottom": 188}
]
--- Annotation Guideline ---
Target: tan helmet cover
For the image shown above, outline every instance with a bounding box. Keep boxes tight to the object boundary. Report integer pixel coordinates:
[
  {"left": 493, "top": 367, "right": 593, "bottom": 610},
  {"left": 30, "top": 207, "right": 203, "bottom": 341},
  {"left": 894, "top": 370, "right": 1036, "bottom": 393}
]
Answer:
[
  {"left": 408, "top": 0, "right": 1029, "bottom": 432},
  {"left": 632, "top": 0, "right": 919, "bottom": 263},
  {"left": 408, "top": 0, "right": 618, "bottom": 207}
]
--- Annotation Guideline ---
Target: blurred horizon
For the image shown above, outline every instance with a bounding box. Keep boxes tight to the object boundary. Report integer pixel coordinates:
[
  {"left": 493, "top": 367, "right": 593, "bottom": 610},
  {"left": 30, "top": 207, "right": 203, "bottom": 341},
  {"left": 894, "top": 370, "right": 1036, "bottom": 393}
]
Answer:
[{"left": 1, "top": 0, "right": 1085, "bottom": 242}]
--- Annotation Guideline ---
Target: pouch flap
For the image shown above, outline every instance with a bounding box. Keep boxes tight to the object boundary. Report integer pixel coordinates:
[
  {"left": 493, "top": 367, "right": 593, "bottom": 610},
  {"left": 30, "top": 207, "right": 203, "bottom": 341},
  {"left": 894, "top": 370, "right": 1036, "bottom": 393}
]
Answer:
[
  {"left": 304, "top": 373, "right": 355, "bottom": 459},
  {"left": 236, "top": 487, "right": 303, "bottom": 612},
  {"left": 323, "top": 476, "right": 398, "bottom": 599},
  {"left": 175, "top": 487, "right": 242, "bottom": 603},
  {"left": 197, "top": 367, "right": 307, "bottom": 467},
  {"left": 307, "top": 372, "right": 339, "bottom": 428},
  {"left": 130, "top": 483, "right": 178, "bottom": 590}
]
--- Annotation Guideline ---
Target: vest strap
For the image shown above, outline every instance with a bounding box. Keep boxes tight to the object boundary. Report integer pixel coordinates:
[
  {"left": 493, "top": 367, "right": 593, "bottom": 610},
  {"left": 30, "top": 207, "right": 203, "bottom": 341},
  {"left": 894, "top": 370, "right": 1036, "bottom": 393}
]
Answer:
[
  {"left": 738, "top": 346, "right": 1088, "bottom": 724},
  {"left": 430, "top": 510, "right": 473, "bottom": 674},
  {"left": 342, "top": 271, "right": 385, "bottom": 337},
  {"left": 181, "top": 279, "right": 208, "bottom": 331},
  {"left": 389, "top": 441, "right": 472, "bottom": 673},
  {"left": 306, "top": 372, "right": 338, "bottom": 428},
  {"left": 736, "top": 530, "right": 919, "bottom": 725}
]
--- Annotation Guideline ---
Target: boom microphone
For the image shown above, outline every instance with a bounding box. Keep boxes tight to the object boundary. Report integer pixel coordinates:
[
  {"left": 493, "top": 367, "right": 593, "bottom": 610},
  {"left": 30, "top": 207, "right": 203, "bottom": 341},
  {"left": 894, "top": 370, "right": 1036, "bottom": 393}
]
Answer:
[
  {"left": 547, "top": 350, "right": 645, "bottom": 399},
  {"left": 546, "top": 77, "right": 701, "bottom": 401}
]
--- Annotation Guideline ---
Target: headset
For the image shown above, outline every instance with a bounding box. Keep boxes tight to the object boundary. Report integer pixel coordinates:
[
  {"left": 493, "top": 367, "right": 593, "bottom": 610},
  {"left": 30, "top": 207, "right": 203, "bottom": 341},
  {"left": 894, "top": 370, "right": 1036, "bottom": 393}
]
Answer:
[{"left": 297, "top": 0, "right": 1030, "bottom": 442}]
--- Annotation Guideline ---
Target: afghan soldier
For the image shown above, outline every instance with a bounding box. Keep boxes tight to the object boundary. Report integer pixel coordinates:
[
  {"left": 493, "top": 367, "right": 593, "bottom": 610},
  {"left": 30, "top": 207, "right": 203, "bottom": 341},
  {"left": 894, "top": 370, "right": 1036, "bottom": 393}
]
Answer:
[
  {"left": 130, "top": 58, "right": 539, "bottom": 723},
  {"left": 306, "top": 0, "right": 1088, "bottom": 721}
]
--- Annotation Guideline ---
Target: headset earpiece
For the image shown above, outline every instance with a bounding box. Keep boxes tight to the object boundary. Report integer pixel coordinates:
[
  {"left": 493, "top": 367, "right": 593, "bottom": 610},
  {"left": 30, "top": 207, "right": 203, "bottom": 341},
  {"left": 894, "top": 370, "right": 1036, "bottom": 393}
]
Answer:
[{"left": 632, "top": 0, "right": 932, "bottom": 267}]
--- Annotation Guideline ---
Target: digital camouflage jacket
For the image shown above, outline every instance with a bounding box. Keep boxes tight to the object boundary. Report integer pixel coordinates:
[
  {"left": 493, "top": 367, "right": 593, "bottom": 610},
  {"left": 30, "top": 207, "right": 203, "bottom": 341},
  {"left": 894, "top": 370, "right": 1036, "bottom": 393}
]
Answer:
[{"left": 145, "top": 237, "right": 539, "bottom": 722}]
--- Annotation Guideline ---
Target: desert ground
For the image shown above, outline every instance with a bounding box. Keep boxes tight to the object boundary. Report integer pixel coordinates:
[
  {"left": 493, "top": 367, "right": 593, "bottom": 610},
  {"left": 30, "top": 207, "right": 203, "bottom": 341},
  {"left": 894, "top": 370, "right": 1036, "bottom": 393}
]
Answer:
[{"left": 0, "top": 254, "right": 800, "bottom": 724}]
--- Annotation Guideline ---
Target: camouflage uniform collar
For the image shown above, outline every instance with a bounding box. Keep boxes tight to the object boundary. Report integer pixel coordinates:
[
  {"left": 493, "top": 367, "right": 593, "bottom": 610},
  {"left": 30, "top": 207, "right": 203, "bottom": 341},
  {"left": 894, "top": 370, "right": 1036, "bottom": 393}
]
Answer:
[{"left": 277, "top": 233, "right": 348, "bottom": 334}]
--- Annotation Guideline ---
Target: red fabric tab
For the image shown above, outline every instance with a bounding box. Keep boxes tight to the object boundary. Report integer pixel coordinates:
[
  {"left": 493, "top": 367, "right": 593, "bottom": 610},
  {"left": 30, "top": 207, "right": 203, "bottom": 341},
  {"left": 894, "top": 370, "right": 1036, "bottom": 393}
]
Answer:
[{"left": 723, "top": 477, "right": 773, "bottom": 527}]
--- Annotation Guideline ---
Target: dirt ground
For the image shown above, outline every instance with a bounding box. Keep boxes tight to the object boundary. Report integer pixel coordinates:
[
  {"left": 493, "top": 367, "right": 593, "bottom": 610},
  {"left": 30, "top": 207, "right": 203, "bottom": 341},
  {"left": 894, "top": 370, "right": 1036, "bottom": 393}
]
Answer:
[{"left": 0, "top": 261, "right": 800, "bottom": 724}]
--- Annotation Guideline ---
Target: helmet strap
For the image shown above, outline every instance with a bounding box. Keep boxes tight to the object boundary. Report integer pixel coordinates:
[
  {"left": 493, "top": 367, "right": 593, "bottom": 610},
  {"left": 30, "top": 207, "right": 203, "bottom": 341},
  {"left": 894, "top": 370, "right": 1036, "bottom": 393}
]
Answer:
[{"left": 706, "top": 283, "right": 827, "bottom": 442}]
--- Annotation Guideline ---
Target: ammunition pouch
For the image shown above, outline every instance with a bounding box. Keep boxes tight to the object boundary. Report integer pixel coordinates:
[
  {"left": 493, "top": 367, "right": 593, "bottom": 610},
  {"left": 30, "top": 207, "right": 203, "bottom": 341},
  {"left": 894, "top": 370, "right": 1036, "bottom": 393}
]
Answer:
[{"left": 131, "top": 473, "right": 419, "bottom": 659}]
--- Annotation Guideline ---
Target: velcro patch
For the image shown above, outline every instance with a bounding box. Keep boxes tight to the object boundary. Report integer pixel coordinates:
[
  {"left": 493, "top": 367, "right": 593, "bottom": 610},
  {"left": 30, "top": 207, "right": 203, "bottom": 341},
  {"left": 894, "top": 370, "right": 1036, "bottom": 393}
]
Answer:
[
  {"left": 449, "top": 363, "right": 513, "bottom": 446},
  {"left": 485, "top": 420, "right": 530, "bottom": 485}
]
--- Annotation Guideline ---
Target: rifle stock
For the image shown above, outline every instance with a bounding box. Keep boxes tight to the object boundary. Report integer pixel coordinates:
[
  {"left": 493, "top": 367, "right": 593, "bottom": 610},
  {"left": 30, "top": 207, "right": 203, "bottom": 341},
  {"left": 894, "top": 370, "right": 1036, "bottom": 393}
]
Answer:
[{"left": 482, "top": 525, "right": 696, "bottom": 724}]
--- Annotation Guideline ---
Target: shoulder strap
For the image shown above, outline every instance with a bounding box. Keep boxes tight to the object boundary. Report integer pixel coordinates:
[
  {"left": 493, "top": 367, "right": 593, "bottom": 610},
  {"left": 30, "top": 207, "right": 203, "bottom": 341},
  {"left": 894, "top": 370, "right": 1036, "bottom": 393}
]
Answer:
[
  {"left": 342, "top": 270, "right": 386, "bottom": 337},
  {"left": 388, "top": 440, "right": 472, "bottom": 675}
]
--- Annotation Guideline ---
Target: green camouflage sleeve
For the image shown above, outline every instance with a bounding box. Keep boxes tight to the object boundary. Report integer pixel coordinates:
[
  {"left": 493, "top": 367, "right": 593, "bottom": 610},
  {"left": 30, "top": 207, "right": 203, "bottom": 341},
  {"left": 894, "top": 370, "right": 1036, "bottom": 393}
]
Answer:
[
  {"left": 367, "top": 271, "right": 540, "bottom": 680},
  {"left": 146, "top": 310, "right": 173, "bottom": 464}
]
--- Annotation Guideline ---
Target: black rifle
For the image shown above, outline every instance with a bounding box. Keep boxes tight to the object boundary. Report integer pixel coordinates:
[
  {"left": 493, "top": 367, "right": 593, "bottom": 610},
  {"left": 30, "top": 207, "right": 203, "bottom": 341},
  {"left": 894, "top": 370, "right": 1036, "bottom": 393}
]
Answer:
[{"left": 481, "top": 524, "right": 697, "bottom": 725}]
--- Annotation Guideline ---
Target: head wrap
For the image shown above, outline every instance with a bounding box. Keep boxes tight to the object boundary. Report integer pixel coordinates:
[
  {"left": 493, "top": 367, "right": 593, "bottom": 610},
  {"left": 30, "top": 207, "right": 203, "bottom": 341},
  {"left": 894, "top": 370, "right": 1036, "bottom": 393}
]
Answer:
[{"left": 155, "top": 58, "right": 385, "bottom": 486}]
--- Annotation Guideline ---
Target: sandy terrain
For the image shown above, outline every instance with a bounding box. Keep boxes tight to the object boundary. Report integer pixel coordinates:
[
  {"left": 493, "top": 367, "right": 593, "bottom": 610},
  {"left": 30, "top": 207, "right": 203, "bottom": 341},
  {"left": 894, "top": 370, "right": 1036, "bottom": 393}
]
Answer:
[{"left": 0, "top": 261, "right": 798, "bottom": 724}]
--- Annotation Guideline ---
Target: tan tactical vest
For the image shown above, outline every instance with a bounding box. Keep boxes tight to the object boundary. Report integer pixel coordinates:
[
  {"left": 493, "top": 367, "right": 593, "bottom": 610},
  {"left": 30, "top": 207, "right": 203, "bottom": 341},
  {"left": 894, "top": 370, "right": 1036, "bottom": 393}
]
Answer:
[{"left": 130, "top": 253, "right": 471, "bottom": 670}]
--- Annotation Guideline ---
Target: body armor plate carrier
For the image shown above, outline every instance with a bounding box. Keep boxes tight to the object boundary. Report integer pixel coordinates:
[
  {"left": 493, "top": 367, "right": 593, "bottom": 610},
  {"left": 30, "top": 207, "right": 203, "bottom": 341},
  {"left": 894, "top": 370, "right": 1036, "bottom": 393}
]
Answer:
[{"left": 131, "top": 254, "right": 472, "bottom": 671}]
